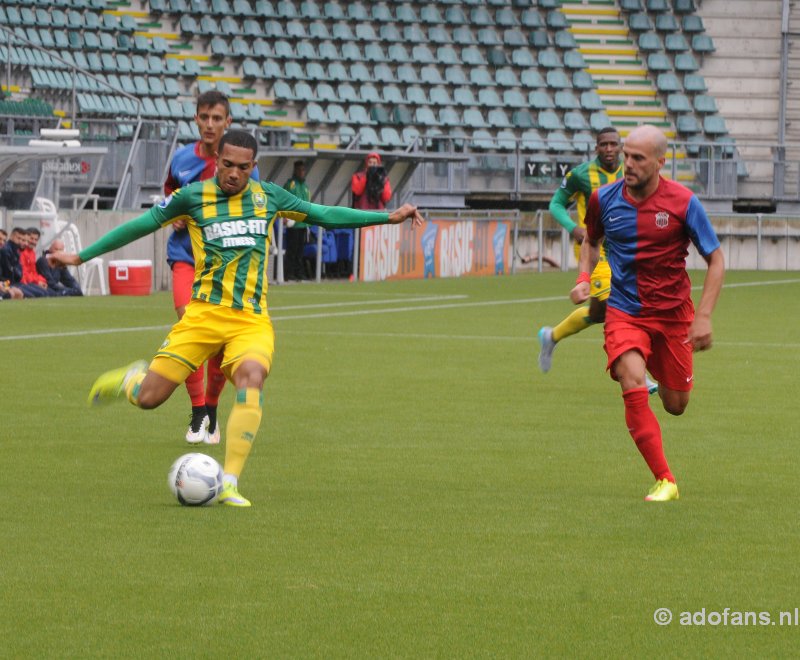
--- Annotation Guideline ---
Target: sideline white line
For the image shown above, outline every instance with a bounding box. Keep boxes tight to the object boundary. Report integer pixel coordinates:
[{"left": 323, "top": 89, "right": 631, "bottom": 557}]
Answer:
[
  {"left": 271, "top": 294, "right": 467, "bottom": 310},
  {"left": 2, "top": 278, "right": 798, "bottom": 342}
]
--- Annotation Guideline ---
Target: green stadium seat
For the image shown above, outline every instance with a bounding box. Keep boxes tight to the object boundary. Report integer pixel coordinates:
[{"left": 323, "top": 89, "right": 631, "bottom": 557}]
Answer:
[
  {"left": 428, "top": 26, "right": 451, "bottom": 45},
  {"left": 546, "top": 69, "right": 570, "bottom": 89},
  {"left": 387, "top": 43, "right": 412, "bottom": 64},
  {"left": 564, "top": 51, "right": 586, "bottom": 69},
  {"left": 481, "top": 28, "right": 503, "bottom": 47},
  {"left": 429, "top": 86, "right": 453, "bottom": 106},
  {"left": 414, "top": 107, "right": 439, "bottom": 127},
  {"left": 564, "top": 111, "right": 589, "bottom": 131},
  {"left": 521, "top": 129, "right": 546, "bottom": 151},
  {"left": 681, "top": 15, "right": 704, "bottom": 32},
  {"left": 471, "top": 7, "right": 492, "bottom": 25},
  {"left": 283, "top": 61, "right": 305, "bottom": 80},
  {"left": 521, "top": 9, "right": 544, "bottom": 28},
  {"left": 323, "top": 1, "right": 344, "bottom": 20},
  {"left": 666, "top": 34, "right": 689, "bottom": 52},
  {"left": 512, "top": 48, "right": 536, "bottom": 68},
  {"left": 676, "top": 115, "right": 700, "bottom": 134},
  {"left": 497, "top": 8, "right": 520, "bottom": 27},
  {"left": 346, "top": 1, "right": 368, "bottom": 21},
  {"left": 629, "top": 13, "right": 654, "bottom": 31},
  {"left": 303, "top": 61, "right": 326, "bottom": 81},
  {"left": 437, "top": 46, "right": 460, "bottom": 66},
  {"left": 443, "top": 7, "right": 465, "bottom": 24},
  {"left": 620, "top": 0, "right": 643, "bottom": 8},
  {"left": 453, "top": 26, "right": 475, "bottom": 45},
  {"left": 318, "top": 42, "right": 339, "bottom": 61},
  {"left": 380, "top": 84, "right": 402, "bottom": 105},
  {"left": 392, "top": 105, "right": 412, "bottom": 125},
  {"left": 370, "top": 104, "right": 390, "bottom": 124},
  {"left": 555, "top": 90, "right": 580, "bottom": 110},
  {"left": 326, "top": 62, "right": 349, "bottom": 83},
  {"left": 234, "top": 0, "right": 256, "bottom": 15},
  {"left": 308, "top": 21, "right": 331, "bottom": 39},
  {"left": 287, "top": 20, "right": 307, "bottom": 39},
  {"left": 504, "top": 29, "right": 527, "bottom": 48},
  {"left": 395, "top": 4, "right": 417, "bottom": 23},
  {"left": 683, "top": 74, "right": 707, "bottom": 92},
  {"left": 462, "top": 46, "right": 486, "bottom": 66},
  {"left": 371, "top": 62, "right": 394, "bottom": 83},
  {"left": 546, "top": 10, "right": 568, "bottom": 29},
  {"left": 454, "top": 86, "right": 477, "bottom": 106},
  {"left": 478, "top": 88, "right": 502, "bottom": 107},
  {"left": 512, "top": 109, "right": 536, "bottom": 129},
  {"left": 379, "top": 24, "right": 401, "bottom": 42},
  {"left": 692, "top": 35, "right": 716, "bottom": 53},
  {"left": 371, "top": 3, "right": 391, "bottom": 22},
  {"left": 538, "top": 50, "right": 563, "bottom": 68},
  {"left": 503, "top": 89, "right": 527, "bottom": 109},
  {"left": 673, "top": 0, "right": 696, "bottom": 11},
  {"left": 396, "top": 63, "right": 418, "bottom": 84},
  {"left": 348, "top": 104, "right": 373, "bottom": 126},
  {"left": 445, "top": 65, "right": 467, "bottom": 86},
  {"left": 406, "top": 85, "right": 429, "bottom": 106},
  {"left": 694, "top": 95, "right": 718, "bottom": 113},
  {"left": 341, "top": 42, "right": 364, "bottom": 62},
  {"left": 580, "top": 91, "right": 604, "bottom": 111},
  {"left": 554, "top": 30, "right": 577, "bottom": 49},
  {"left": 647, "top": 52, "right": 672, "bottom": 71},
  {"left": 420, "top": 65, "right": 443, "bottom": 85},
  {"left": 529, "top": 90, "right": 554, "bottom": 109},
  {"left": 364, "top": 43, "right": 387, "bottom": 62},
  {"left": 470, "top": 67, "right": 493, "bottom": 87},
  {"left": 548, "top": 131, "right": 574, "bottom": 153},
  {"left": 298, "top": 0, "right": 318, "bottom": 18},
  {"left": 379, "top": 127, "right": 404, "bottom": 149},
  {"left": 656, "top": 72, "right": 681, "bottom": 92},
  {"left": 522, "top": 69, "right": 546, "bottom": 88},
  {"left": 326, "top": 103, "right": 346, "bottom": 123},
  {"left": 538, "top": 110, "right": 563, "bottom": 131},
  {"left": 667, "top": 93, "right": 692, "bottom": 113},
  {"left": 488, "top": 108, "right": 512, "bottom": 128},
  {"left": 487, "top": 48, "right": 507, "bottom": 66},
  {"left": 332, "top": 22, "right": 354, "bottom": 41},
  {"left": 590, "top": 111, "right": 611, "bottom": 132},
  {"left": 569, "top": 71, "right": 592, "bottom": 91},
  {"left": 646, "top": 0, "right": 669, "bottom": 9},
  {"left": 655, "top": 14, "right": 679, "bottom": 32},
  {"left": 638, "top": 33, "right": 663, "bottom": 52},
  {"left": 496, "top": 68, "right": 520, "bottom": 87},
  {"left": 675, "top": 52, "right": 699, "bottom": 71},
  {"left": 471, "top": 129, "right": 495, "bottom": 150},
  {"left": 463, "top": 108, "right": 488, "bottom": 129},
  {"left": 439, "top": 106, "right": 463, "bottom": 127},
  {"left": 496, "top": 130, "right": 518, "bottom": 151}
]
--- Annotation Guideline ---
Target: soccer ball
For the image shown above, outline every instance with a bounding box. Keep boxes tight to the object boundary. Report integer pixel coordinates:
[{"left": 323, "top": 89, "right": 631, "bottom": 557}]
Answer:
[{"left": 168, "top": 453, "right": 223, "bottom": 506}]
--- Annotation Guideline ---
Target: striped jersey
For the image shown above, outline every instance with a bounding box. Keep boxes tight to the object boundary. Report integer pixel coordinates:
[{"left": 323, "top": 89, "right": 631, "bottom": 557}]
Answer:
[
  {"left": 142, "top": 178, "right": 389, "bottom": 314},
  {"left": 585, "top": 176, "right": 720, "bottom": 318}
]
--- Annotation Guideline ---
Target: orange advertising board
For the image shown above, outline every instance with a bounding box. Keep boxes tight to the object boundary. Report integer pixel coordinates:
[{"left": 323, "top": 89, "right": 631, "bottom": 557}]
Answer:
[{"left": 358, "top": 219, "right": 512, "bottom": 282}]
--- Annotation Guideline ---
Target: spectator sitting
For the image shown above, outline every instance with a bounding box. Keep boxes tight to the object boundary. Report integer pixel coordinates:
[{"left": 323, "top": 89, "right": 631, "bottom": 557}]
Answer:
[
  {"left": 21, "top": 227, "right": 50, "bottom": 295},
  {"left": 37, "top": 238, "right": 83, "bottom": 296},
  {"left": 0, "top": 228, "right": 7, "bottom": 249},
  {"left": 0, "top": 227, "right": 46, "bottom": 298},
  {"left": 0, "top": 279, "right": 23, "bottom": 300}
]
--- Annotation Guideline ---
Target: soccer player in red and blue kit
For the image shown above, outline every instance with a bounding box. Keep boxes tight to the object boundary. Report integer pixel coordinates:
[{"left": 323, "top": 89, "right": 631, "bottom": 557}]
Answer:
[
  {"left": 571, "top": 125, "right": 725, "bottom": 502},
  {"left": 165, "top": 90, "right": 260, "bottom": 445}
]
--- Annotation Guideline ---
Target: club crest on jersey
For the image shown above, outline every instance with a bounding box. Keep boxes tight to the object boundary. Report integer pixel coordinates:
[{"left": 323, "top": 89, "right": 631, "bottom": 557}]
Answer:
[
  {"left": 655, "top": 211, "right": 670, "bottom": 229},
  {"left": 252, "top": 192, "right": 266, "bottom": 209}
]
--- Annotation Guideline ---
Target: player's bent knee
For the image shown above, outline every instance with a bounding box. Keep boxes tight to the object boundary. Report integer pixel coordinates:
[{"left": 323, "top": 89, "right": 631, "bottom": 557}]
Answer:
[{"left": 662, "top": 394, "right": 689, "bottom": 416}]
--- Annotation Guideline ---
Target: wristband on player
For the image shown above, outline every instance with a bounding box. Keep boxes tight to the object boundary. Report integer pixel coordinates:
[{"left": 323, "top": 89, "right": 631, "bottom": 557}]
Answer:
[{"left": 575, "top": 272, "right": 591, "bottom": 285}]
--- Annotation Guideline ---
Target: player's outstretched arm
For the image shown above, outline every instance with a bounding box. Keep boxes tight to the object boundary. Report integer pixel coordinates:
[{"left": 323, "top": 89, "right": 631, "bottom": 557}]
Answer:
[
  {"left": 387, "top": 203, "right": 425, "bottom": 228},
  {"left": 570, "top": 237, "right": 600, "bottom": 305},
  {"left": 47, "top": 251, "right": 82, "bottom": 267},
  {"left": 688, "top": 247, "right": 725, "bottom": 352}
]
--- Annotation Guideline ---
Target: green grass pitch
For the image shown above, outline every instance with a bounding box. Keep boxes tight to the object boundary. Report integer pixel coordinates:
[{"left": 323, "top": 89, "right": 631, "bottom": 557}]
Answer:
[{"left": 1, "top": 271, "right": 799, "bottom": 657}]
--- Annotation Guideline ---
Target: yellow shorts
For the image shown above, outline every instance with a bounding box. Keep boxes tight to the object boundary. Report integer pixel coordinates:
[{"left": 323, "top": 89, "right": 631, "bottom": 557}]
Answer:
[
  {"left": 150, "top": 300, "right": 275, "bottom": 384},
  {"left": 590, "top": 259, "right": 611, "bottom": 301}
]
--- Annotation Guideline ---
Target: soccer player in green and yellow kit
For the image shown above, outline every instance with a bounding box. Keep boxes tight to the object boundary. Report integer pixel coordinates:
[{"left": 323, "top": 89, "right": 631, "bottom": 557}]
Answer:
[{"left": 50, "top": 130, "right": 424, "bottom": 507}]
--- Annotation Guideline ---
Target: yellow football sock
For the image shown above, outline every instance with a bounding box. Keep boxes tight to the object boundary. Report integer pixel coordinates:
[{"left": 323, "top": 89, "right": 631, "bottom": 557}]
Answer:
[
  {"left": 552, "top": 306, "right": 593, "bottom": 343},
  {"left": 224, "top": 388, "right": 263, "bottom": 480}
]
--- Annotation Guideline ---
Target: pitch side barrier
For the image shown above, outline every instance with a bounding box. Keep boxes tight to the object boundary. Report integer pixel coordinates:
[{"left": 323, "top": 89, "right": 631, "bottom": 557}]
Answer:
[{"left": 517, "top": 211, "right": 800, "bottom": 273}]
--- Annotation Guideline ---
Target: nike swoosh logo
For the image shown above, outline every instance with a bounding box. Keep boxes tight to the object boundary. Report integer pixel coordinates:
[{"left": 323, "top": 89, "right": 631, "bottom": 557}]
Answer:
[
  {"left": 609, "top": 216, "right": 623, "bottom": 223},
  {"left": 686, "top": 375, "right": 694, "bottom": 383}
]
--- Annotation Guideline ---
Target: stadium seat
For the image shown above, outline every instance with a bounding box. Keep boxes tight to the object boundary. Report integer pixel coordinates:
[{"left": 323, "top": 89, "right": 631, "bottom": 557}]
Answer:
[
  {"left": 555, "top": 90, "right": 580, "bottom": 110},
  {"left": 463, "top": 108, "right": 488, "bottom": 129},
  {"left": 445, "top": 66, "right": 468, "bottom": 86},
  {"left": 546, "top": 10, "right": 568, "bottom": 29},
  {"left": 692, "top": 35, "right": 716, "bottom": 53},
  {"left": 462, "top": 46, "right": 486, "bottom": 66},
  {"left": 564, "top": 111, "right": 589, "bottom": 131},
  {"left": 563, "top": 51, "right": 587, "bottom": 70},
  {"left": 444, "top": 6, "right": 466, "bottom": 24},
  {"left": 379, "top": 127, "right": 403, "bottom": 149},
  {"left": 572, "top": 71, "right": 594, "bottom": 90},
  {"left": 521, "top": 129, "right": 546, "bottom": 151},
  {"left": 572, "top": 132, "right": 594, "bottom": 153},
  {"left": 394, "top": 4, "right": 417, "bottom": 23},
  {"left": 667, "top": 93, "right": 692, "bottom": 113},
  {"left": 397, "top": 63, "right": 418, "bottom": 84},
  {"left": 348, "top": 104, "right": 372, "bottom": 126},
  {"left": 414, "top": 106, "right": 439, "bottom": 127},
  {"left": 370, "top": 104, "right": 389, "bottom": 124},
  {"left": 646, "top": 0, "right": 669, "bottom": 10},
  {"left": 512, "top": 109, "right": 536, "bottom": 129},
  {"left": 619, "top": 0, "right": 643, "bottom": 9},
  {"left": 452, "top": 26, "right": 475, "bottom": 45},
  {"left": 683, "top": 74, "right": 707, "bottom": 92},
  {"left": 497, "top": 8, "right": 520, "bottom": 27},
  {"left": 283, "top": 61, "right": 306, "bottom": 81},
  {"left": 546, "top": 70, "right": 570, "bottom": 89},
  {"left": 479, "top": 29, "right": 502, "bottom": 47},
  {"left": 406, "top": 85, "right": 428, "bottom": 106},
  {"left": 337, "top": 83, "right": 359, "bottom": 103},
  {"left": 655, "top": 14, "right": 679, "bottom": 32},
  {"left": 382, "top": 84, "right": 403, "bottom": 105},
  {"left": 628, "top": 13, "right": 654, "bottom": 31},
  {"left": 521, "top": 8, "right": 544, "bottom": 28},
  {"left": 673, "top": 0, "right": 697, "bottom": 11},
  {"left": 318, "top": 42, "right": 339, "bottom": 61},
  {"left": 656, "top": 72, "right": 681, "bottom": 92},
  {"left": 590, "top": 111, "right": 612, "bottom": 132},
  {"left": 503, "top": 89, "right": 527, "bottom": 109},
  {"left": 429, "top": 86, "right": 453, "bottom": 106},
  {"left": 439, "top": 107, "right": 463, "bottom": 128},
  {"left": 437, "top": 46, "right": 460, "bottom": 66},
  {"left": 388, "top": 44, "right": 412, "bottom": 63},
  {"left": 294, "top": 82, "right": 315, "bottom": 102},
  {"left": 554, "top": 30, "right": 577, "bottom": 49},
  {"left": 529, "top": 90, "right": 554, "bottom": 110},
  {"left": 454, "top": 86, "right": 477, "bottom": 107},
  {"left": 359, "top": 82, "right": 380, "bottom": 104},
  {"left": 392, "top": 105, "right": 412, "bottom": 125},
  {"left": 504, "top": 30, "right": 526, "bottom": 47},
  {"left": 638, "top": 33, "right": 663, "bottom": 52},
  {"left": 512, "top": 48, "right": 536, "bottom": 68},
  {"left": 682, "top": 15, "right": 704, "bottom": 32},
  {"left": 479, "top": 88, "right": 502, "bottom": 107},
  {"left": 488, "top": 108, "right": 512, "bottom": 128},
  {"left": 470, "top": 68, "right": 493, "bottom": 87},
  {"left": 528, "top": 30, "right": 551, "bottom": 48},
  {"left": 373, "top": 62, "right": 395, "bottom": 83},
  {"left": 471, "top": 129, "right": 496, "bottom": 151},
  {"left": 496, "top": 68, "right": 520, "bottom": 87},
  {"left": 420, "top": 65, "right": 443, "bottom": 85},
  {"left": 471, "top": 6, "right": 492, "bottom": 25},
  {"left": 305, "top": 61, "right": 327, "bottom": 82},
  {"left": 538, "top": 50, "right": 562, "bottom": 69},
  {"left": 547, "top": 131, "right": 573, "bottom": 152},
  {"left": 326, "top": 103, "right": 347, "bottom": 124},
  {"left": 580, "top": 91, "right": 604, "bottom": 111},
  {"left": 538, "top": 110, "right": 563, "bottom": 131},
  {"left": 487, "top": 49, "right": 508, "bottom": 66},
  {"left": 521, "top": 70, "right": 546, "bottom": 89},
  {"left": 694, "top": 95, "right": 718, "bottom": 113},
  {"left": 647, "top": 52, "right": 672, "bottom": 71},
  {"left": 675, "top": 52, "right": 700, "bottom": 72},
  {"left": 496, "top": 130, "right": 518, "bottom": 151}
]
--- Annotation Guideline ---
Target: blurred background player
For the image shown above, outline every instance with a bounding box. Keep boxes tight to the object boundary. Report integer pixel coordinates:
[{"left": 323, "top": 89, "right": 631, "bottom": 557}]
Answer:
[
  {"left": 50, "top": 130, "right": 425, "bottom": 507},
  {"left": 282, "top": 160, "right": 310, "bottom": 281},
  {"left": 164, "top": 90, "right": 260, "bottom": 445},
  {"left": 571, "top": 124, "right": 724, "bottom": 502}
]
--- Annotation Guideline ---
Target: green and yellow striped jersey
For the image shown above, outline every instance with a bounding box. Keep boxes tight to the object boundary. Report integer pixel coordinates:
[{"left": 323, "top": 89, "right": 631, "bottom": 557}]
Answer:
[
  {"left": 549, "top": 158, "right": 623, "bottom": 232},
  {"left": 79, "top": 178, "right": 391, "bottom": 315}
]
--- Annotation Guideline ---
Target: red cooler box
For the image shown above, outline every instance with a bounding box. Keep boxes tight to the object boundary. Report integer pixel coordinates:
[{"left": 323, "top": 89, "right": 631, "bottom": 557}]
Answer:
[{"left": 108, "top": 260, "right": 152, "bottom": 296}]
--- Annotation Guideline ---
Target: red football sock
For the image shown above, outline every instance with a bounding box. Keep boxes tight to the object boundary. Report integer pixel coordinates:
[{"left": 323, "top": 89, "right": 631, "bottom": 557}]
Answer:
[
  {"left": 204, "top": 354, "right": 227, "bottom": 407},
  {"left": 184, "top": 365, "right": 205, "bottom": 407},
  {"left": 622, "top": 387, "right": 675, "bottom": 483}
]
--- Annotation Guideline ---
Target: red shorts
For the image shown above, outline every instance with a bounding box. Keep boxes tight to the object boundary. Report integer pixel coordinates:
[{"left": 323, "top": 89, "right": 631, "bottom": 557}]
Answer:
[
  {"left": 604, "top": 307, "right": 694, "bottom": 392},
  {"left": 171, "top": 261, "right": 195, "bottom": 310}
]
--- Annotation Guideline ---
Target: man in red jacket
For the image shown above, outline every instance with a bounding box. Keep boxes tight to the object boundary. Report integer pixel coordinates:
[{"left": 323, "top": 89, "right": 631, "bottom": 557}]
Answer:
[{"left": 351, "top": 152, "right": 392, "bottom": 210}]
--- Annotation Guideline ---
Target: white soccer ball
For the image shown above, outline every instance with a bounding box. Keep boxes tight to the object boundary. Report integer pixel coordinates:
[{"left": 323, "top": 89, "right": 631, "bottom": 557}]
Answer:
[{"left": 168, "top": 453, "right": 223, "bottom": 506}]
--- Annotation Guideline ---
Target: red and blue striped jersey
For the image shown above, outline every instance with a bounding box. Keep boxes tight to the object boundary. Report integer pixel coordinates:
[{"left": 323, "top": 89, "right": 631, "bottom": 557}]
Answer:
[{"left": 585, "top": 176, "right": 720, "bottom": 318}]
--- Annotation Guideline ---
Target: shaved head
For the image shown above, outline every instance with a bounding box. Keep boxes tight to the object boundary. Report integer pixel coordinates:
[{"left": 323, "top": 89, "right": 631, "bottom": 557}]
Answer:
[{"left": 626, "top": 124, "right": 668, "bottom": 159}]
